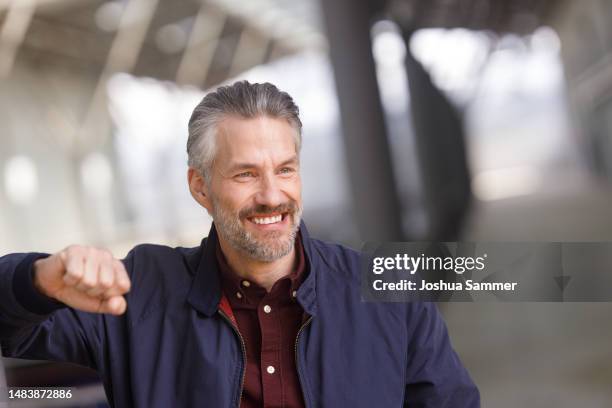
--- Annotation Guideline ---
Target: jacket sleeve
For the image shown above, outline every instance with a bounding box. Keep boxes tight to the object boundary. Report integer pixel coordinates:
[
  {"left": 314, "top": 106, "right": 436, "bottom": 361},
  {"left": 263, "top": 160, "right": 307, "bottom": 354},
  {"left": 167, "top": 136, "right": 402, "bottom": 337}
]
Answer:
[
  {"left": 0, "top": 252, "right": 130, "bottom": 371},
  {"left": 403, "top": 302, "right": 480, "bottom": 407}
]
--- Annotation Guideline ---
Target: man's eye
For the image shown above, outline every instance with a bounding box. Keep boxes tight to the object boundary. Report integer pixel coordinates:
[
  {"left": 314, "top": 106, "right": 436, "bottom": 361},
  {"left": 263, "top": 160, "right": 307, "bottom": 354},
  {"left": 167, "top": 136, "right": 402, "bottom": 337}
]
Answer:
[
  {"left": 236, "top": 172, "right": 255, "bottom": 178},
  {"left": 279, "top": 167, "right": 295, "bottom": 175}
]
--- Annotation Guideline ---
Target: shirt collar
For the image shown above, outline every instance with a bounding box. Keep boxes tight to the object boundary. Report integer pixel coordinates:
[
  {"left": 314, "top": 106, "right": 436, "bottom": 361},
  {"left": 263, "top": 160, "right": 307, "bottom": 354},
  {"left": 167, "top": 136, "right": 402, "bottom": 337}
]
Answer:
[
  {"left": 216, "top": 234, "right": 306, "bottom": 307},
  {"left": 187, "top": 221, "right": 317, "bottom": 317}
]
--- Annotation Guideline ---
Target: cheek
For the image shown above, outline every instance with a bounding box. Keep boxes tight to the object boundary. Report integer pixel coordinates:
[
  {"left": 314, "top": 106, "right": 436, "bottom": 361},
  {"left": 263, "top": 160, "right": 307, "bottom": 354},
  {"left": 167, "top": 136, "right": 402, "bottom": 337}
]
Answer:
[
  {"left": 285, "top": 177, "right": 302, "bottom": 201},
  {"left": 216, "top": 184, "right": 258, "bottom": 211}
]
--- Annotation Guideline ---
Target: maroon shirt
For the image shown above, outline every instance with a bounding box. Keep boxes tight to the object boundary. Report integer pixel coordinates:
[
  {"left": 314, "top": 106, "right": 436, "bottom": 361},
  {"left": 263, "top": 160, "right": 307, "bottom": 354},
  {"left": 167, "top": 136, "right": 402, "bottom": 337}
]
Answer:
[{"left": 216, "top": 236, "right": 307, "bottom": 408}]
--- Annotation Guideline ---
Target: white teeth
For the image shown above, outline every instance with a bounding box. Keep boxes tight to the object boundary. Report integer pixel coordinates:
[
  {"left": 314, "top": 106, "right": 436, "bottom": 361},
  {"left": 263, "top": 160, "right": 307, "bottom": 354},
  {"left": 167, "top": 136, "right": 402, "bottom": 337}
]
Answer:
[{"left": 252, "top": 215, "right": 282, "bottom": 225}]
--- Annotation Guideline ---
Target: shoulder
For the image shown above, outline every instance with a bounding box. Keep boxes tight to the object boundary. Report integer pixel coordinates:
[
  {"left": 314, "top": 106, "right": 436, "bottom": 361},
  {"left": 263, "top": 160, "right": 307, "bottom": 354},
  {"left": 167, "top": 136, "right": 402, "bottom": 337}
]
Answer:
[
  {"left": 120, "top": 241, "right": 204, "bottom": 325},
  {"left": 124, "top": 240, "right": 204, "bottom": 278},
  {"left": 309, "top": 237, "right": 425, "bottom": 319},
  {"left": 310, "top": 238, "right": 361, "bottom": 275},
  {"left": 308, "top": 238, "right": 363, "bottom": 293}
]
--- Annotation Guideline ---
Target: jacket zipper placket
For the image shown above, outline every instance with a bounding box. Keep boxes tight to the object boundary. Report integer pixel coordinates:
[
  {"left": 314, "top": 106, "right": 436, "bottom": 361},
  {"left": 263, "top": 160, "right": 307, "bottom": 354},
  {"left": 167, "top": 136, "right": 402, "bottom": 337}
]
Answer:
[
  {"left": 294, "top": 315, "right": 313, "bottom": 408},
  {"left": 218, "top": 309, "right": 247, "bottom": 408}
]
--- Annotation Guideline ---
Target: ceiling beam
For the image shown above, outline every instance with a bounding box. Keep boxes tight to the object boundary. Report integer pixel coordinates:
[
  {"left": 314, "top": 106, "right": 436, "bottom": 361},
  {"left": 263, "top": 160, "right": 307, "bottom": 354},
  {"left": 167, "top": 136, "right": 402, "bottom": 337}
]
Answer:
[
  {"left": 74, "top": 0, "right": 161, "bottom": 152},
  {"left": 0, "top": 0, "right": 36, "bottom": 77},
  {"left": 175, "top": 3, "right": 227, "bottom": 87}
]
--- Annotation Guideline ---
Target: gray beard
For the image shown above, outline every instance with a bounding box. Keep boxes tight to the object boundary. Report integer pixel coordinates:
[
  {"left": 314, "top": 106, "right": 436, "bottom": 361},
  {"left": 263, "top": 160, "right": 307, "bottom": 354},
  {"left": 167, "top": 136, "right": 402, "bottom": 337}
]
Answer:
[{"left": 211, "top": 199, "right": 302, "bottom": 262}]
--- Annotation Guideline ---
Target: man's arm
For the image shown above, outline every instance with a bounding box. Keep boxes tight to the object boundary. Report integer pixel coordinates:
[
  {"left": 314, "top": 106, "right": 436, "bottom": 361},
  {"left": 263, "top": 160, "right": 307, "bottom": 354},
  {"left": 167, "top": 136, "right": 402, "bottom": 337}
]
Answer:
[
  {"left": 0, "top": 247, "right": 131, "bottom": 369},
  {"left": 404, "top": 302, "right": 480, "bottom": 407}
]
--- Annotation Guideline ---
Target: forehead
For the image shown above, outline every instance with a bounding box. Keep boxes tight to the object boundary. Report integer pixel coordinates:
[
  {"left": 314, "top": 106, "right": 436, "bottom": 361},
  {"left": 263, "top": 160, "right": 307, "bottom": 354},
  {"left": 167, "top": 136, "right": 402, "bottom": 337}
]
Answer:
[{"left": 215, "top": 115, "right": 298, "bottom": 164}]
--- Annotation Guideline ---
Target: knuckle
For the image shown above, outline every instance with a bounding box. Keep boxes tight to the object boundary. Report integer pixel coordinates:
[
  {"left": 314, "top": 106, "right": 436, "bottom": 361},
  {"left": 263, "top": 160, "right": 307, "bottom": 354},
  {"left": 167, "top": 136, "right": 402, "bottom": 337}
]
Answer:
[
  {"left": 80, "top": 276, "right": 97, "bottom": 288},
  {"left": 66, "top": 266, "right": 84, "bottom": 279},
  {"left": 99, "top": 275, "right": 113, "bottom": 289},
  {"left": 97, "top": 247, "right": 113, "bottom": 258},
  {"left": 70, "top": 244, "right": 87, "bottom": 255},
  {"left": 114, "top": 260, "right": 127, "bottom": 273},
  {"left": 63, "top": 246, "right": 77, "bottom": 260},
  {"left": 120, "top": 280, "right": 131, "bottom": 292},
  {"left": 98, "top": 251, "right": 112, "bottom": 261}
]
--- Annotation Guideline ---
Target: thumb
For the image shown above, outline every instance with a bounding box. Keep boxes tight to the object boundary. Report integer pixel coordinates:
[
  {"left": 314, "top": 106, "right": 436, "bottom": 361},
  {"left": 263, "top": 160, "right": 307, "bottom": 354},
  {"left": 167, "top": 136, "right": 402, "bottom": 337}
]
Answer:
[{"left": 98, "top": 296, "right": 127, "bottom": 315}]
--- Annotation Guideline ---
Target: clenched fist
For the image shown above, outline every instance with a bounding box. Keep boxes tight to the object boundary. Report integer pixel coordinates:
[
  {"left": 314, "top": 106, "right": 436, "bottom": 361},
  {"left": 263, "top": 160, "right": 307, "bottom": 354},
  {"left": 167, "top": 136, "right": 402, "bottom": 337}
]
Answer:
[{"left": 33, "top": 245, "right": 131, "bottom": 315}]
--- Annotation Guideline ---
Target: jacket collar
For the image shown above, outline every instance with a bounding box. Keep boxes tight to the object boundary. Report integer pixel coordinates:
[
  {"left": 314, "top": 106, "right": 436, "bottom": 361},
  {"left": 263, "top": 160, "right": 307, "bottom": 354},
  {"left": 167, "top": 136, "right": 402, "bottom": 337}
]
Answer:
[{"left": 186, "top": 220, "right": 318, "bottom": 317}]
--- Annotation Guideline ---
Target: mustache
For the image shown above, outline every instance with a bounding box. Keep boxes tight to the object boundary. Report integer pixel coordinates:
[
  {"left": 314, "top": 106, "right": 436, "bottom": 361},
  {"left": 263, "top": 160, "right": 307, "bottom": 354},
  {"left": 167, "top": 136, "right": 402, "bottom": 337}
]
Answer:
[{"left": 239, "top": 202, "right": 299, "bottom": 219}]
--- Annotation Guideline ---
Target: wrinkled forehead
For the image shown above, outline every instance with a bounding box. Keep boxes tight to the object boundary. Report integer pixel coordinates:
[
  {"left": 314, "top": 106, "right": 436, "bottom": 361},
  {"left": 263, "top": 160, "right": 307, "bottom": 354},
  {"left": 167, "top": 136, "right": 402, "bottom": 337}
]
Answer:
[{"left": 214, "top": 115, "right": 299, "bottom": 166}]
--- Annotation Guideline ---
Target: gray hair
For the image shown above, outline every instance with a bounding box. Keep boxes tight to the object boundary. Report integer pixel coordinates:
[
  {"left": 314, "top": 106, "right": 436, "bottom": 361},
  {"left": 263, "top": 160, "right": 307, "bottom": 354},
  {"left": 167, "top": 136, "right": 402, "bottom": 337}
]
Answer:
[{"left": 187, "top": 80, "right": 303, "bottom": 182}]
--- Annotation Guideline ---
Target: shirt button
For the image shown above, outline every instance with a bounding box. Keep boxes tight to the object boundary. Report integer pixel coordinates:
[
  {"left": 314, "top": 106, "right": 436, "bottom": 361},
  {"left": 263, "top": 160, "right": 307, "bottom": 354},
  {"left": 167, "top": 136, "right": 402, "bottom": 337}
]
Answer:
[
  {"left": 236, "top": 292, "right": 243, "bottom": 299},
  {"left": 241, "top": 280, "right": 251, "bottom": 288},
  {"left": 292, "top": 290, "right": 297, "bottom": 298},
  {"left": 266, "top": 365, "right": 275, "bottom": 374},
  {"left": 263, "top": 305, "right": 272, "bottom": 314}
]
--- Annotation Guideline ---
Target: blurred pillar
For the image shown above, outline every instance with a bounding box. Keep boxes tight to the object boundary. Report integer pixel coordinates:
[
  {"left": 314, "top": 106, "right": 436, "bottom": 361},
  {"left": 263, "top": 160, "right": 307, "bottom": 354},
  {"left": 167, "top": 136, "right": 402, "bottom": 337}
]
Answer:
[
  {"left": 320, "top": 0, "right": 404, "bottom": 241},
  {"left": 402, "top": 31, "right": 472, "bottom": 241}
]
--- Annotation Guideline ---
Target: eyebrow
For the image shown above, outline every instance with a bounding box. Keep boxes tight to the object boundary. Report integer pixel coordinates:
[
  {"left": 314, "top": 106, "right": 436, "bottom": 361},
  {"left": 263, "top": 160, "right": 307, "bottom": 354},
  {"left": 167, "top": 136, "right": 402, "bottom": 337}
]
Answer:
[
  {"left": 226, "top": 155, "right": 299, "bottom": 174},
  {"left": 278, "top": 156, "right": 299, "bottom": 167}
]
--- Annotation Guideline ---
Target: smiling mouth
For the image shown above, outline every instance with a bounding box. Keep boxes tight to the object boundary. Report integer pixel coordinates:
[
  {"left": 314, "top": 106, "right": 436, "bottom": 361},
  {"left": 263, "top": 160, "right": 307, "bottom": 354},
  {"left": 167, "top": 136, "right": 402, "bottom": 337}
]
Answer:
[{"left": 248, "top": 213, "right": 286, "bottom": 225}]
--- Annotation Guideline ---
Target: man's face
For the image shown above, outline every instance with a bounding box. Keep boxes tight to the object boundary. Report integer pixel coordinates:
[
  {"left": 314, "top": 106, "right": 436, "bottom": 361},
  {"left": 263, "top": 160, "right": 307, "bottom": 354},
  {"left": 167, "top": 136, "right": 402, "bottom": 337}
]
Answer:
[{"left": 202, "top": 115, "right": 302, "bottom": 261}]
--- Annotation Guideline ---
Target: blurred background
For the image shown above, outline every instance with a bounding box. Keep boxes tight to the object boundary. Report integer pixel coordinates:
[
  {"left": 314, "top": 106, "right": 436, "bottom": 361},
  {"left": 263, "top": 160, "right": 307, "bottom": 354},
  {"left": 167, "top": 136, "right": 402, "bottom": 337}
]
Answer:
[{"left": 1, "top": 0, "right": 612, "bottom": 406}]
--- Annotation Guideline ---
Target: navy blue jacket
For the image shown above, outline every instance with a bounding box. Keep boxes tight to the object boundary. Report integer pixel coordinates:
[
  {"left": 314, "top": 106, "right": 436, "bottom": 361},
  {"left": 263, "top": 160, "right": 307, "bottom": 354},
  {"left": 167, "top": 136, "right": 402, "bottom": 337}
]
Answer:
[{"left": 0, "top": 223, "right": 479, "bottom": 407}]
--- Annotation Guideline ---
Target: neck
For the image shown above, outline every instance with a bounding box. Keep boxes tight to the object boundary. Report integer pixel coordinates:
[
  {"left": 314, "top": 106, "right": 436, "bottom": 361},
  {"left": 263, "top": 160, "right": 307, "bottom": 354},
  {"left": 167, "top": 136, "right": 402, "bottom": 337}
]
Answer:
[{"left": 218, "top": 238, "right": 296, "bottom": 292}]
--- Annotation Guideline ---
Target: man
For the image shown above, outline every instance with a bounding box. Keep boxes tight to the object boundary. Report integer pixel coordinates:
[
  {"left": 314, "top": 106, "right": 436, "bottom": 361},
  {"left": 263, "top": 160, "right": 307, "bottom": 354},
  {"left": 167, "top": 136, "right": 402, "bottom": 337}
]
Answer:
[{"left": 0, "top": 81, "right": 479, "bottom": 407}]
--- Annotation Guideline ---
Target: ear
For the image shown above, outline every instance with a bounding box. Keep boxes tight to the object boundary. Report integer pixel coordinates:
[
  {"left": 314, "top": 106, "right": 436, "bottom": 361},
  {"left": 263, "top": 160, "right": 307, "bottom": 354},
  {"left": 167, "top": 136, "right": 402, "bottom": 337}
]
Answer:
[{"left": 188, "top": 167, "right": 213, "bottom": 213}]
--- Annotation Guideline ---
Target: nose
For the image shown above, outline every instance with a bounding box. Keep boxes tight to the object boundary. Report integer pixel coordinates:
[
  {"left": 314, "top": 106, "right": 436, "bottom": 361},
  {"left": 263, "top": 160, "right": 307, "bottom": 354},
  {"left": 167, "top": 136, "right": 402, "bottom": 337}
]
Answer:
[{"left": 254, "top": 173, "right": 285, "bottom": 209}]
